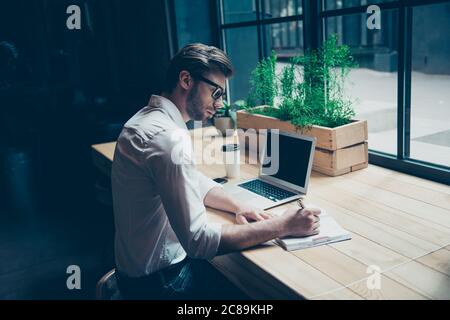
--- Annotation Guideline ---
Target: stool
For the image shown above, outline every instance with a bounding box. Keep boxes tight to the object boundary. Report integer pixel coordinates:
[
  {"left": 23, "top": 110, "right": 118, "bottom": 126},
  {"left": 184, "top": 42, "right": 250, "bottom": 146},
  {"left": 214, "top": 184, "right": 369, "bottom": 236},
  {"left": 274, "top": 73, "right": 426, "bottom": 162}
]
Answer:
[{"left": 95, "top": 268, "right": 122, "bottom": 300}]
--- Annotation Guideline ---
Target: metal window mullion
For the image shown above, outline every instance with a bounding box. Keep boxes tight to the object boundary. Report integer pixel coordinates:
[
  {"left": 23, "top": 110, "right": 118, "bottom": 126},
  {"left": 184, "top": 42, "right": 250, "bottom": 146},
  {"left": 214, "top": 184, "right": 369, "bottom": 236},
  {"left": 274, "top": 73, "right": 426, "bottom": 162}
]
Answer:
[
  {"left": 397, "top": 1, "right": 406, "bottom": 159},
  {"left": 295, "top": 0, "right": 301, "bottom": 48},
  {"left": 369, "top": 151, "right": 450, "bottom": 185},
  {"left": 217, "top": 0, "right": 225, "bottom": 49},
  {"left": 303, "top": 0, "right": 320, "bottom": 50},
  {"left": 256, "top": 0, "right": 264, "bottom": 60},
  {"left": 209, "top": 0, "right": 221, "bottom": 48},
  {"left": 404, "top": 6, "right": 413, "bottom": 158},
  {"left": 221, "top": 14, "right": 303, "bottom": 29},
  {"left": 261, "top": 0, "right": 270, "bottom": 58},
  {"left": 217, "top": 0, "right": 230, "bottom": 103},
  {"left": 163, "top": 0, "right": 177, "bottom": 57},
  {"left": 321, "top": 1, "right": 400, "bottom": 17}
]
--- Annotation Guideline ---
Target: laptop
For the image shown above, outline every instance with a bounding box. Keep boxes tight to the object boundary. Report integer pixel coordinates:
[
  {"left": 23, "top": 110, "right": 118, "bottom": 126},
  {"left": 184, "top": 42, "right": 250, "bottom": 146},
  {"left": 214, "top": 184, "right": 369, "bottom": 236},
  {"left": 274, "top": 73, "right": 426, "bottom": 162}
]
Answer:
[{"left": 223, "top": 130, "right": 316, "bottom": 210}]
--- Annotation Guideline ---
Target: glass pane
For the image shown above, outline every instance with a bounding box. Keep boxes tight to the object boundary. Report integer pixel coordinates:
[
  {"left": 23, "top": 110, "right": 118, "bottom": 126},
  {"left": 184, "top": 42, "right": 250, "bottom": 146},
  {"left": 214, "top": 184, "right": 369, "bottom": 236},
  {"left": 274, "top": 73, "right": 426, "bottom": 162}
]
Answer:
[
  {"left": 222, "top": 0, "right": 257, "bottom": 24},
  {"left": 325, "top": 9, "right": 398, "bottom": 155},
  {"left": 174, "top": 0, "right": 214, "bottom": 48},
  {"left": 410, "top": 3, "right": 450, "bottom": 168},
  {"left": 263, "top": 21, "right": 303, "bottom": 56},
  {"left": 262, "top": 0, "right": 302, "bottom": 19},
  {"left": 324, "top": 0, "right": 395, "bottom": 11},
  {"left": 224, "top": 27, "right": 259, "bottom": 102}
]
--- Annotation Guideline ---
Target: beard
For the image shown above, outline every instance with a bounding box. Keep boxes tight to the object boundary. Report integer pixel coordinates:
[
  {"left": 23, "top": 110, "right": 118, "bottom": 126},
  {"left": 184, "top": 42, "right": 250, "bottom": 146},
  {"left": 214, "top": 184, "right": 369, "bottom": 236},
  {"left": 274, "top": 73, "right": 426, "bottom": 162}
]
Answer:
[{"left": 186, "top": 84, "right": 207, "bottom": 121}]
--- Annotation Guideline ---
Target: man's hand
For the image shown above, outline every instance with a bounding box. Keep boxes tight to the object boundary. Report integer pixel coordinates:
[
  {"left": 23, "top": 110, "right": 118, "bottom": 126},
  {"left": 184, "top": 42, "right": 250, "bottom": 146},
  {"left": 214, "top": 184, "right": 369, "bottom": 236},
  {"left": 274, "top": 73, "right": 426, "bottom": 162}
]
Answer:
[
  {"left": 218, "top": 205, "right": 321, "bottom": 255},
  {"left": 281, "top": 207, "right": 321, "bottom": 237},
  {"left": 234, "top": 204, "right": 273, "bottom": 224}
]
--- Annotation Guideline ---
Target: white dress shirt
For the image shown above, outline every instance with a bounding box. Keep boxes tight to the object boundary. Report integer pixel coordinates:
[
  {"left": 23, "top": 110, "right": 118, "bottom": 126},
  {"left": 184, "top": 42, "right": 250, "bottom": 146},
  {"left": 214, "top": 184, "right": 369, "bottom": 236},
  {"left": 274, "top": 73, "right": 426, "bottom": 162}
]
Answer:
[{"left": 111, "top": 95, "right": 222, "bottom": 277}]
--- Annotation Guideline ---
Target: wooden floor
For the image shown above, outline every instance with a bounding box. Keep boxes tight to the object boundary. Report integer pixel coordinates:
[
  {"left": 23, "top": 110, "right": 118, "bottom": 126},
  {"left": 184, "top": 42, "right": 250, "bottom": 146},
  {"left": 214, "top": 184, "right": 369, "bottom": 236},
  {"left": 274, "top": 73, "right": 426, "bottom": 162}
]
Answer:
[{"left": 92, "top": 136, "right": 450, "bottom": 300}]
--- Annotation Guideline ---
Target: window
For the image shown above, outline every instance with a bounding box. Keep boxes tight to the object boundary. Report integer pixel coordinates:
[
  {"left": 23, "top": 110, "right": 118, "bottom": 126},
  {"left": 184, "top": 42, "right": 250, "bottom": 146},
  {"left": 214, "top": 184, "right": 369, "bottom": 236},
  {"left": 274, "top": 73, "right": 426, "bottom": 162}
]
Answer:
[
  {"left": 212, "top": 0, "right": 450, "bottom": 183},
  {"left": 264, "top": 21, "right": 303, "bottom": 56},
  {"left": 220, "top": 0, "right": 305, "bottom": 99},
  {"left": 409, "top": 2, "right": 450, "bottom": 168},
  {"left": 222, "top": 0, "right": 257, "bottom": 24},
  {"left": 262, "top": 0, "right": 303, "bottom": 18},
  {"left": 324, "top": 9, "right": 399, "bottom": 156},
  {"left": 224, "top": 26, "right": 260, "bottom": 101},
  {"left": 173, "top": 0, "right": 216, "bottom": 50}
]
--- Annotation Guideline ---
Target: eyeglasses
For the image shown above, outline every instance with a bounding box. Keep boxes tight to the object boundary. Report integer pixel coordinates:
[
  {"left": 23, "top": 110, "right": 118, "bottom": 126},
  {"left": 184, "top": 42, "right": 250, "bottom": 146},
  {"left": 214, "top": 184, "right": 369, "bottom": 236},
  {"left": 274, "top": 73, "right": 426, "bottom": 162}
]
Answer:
[{"left": 197, "top": 75, "right": 226, "bottom": 100}]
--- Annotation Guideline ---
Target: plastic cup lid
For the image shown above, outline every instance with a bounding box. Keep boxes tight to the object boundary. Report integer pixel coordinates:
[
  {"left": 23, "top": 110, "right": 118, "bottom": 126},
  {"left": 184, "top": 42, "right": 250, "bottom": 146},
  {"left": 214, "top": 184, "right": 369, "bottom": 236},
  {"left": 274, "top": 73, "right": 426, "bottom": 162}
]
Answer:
[{"left": 222, "top": 143, "right": 240, "bottom": 152}]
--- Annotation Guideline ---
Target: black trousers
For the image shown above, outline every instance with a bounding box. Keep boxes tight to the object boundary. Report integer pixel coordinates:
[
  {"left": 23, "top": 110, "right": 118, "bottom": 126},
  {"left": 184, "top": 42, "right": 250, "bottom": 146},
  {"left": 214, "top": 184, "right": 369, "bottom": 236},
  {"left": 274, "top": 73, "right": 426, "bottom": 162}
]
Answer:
[{"left": 116, "top": 258, "right": 248, "bottom": 300}]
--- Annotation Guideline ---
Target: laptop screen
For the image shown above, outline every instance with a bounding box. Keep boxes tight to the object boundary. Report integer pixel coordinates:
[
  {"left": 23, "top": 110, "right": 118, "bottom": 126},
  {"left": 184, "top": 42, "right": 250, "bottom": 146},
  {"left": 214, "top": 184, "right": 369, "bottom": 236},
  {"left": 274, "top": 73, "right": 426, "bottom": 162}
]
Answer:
[{"left": 261, "top": 130, "right": 314, "bottom": 189}]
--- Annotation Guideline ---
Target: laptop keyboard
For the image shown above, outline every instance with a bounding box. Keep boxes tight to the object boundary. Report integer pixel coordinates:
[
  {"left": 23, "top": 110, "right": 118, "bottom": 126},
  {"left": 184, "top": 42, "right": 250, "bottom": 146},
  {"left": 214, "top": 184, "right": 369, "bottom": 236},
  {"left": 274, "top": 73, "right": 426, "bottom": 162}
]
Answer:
[{"left": 238, "top": 179, "right": 297, "bottom": 202}]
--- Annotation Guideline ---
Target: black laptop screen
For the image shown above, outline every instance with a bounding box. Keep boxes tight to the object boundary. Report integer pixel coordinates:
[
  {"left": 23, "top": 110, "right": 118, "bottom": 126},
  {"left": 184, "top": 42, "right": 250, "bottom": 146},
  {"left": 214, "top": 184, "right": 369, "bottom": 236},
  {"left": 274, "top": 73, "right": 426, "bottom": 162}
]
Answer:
[{"left": 261, "top": 131, "right": 313, "bottom": 188}]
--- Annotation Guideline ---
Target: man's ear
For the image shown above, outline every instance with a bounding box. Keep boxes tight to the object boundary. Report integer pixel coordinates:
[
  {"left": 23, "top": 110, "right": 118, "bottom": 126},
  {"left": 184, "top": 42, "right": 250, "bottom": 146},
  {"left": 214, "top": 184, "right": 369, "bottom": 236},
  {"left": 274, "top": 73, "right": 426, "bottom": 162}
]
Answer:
[{"left": 178, "top": 70, "right": 192, "bottom": 90}]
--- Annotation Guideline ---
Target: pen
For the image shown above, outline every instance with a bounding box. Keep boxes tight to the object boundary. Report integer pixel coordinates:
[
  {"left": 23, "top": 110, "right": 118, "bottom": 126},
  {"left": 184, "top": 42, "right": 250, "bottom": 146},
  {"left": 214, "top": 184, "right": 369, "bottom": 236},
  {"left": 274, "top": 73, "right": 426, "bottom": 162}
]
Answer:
[{"left": 297, "top": 198, "right": 305, "bottom": 210}]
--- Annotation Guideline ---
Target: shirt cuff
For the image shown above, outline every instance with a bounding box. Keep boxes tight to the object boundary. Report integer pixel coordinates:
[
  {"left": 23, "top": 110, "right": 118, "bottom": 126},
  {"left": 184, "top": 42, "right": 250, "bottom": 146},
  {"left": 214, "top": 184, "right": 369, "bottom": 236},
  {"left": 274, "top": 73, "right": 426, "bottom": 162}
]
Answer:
[{"left": 197, "top": 172, "right": 222, "bottom": 200}]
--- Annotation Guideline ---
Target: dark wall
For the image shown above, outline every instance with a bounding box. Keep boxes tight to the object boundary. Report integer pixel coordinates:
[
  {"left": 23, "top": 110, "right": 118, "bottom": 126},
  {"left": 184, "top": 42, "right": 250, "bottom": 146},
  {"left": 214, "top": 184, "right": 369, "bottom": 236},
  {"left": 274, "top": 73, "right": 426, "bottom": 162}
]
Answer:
[
  {"left": 0, "top": 0, "right": 172, "bottom": 299},
  {"left": 0, "top": 0, "right": 171, "bottom": 217}
]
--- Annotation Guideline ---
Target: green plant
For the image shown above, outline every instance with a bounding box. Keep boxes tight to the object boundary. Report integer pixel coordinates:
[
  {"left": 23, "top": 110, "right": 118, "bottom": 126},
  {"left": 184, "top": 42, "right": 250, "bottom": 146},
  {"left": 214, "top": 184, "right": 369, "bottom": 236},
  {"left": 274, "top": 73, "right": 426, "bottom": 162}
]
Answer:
[
  {"left": 215, "top": 99, "right": 246, "bottom": 128},
  {"left": 246, "top": 35, "right": 357, "bottom": 128},
  {"left": 215, "top": 100, "right": 232, "bottom": 118},
  {"left": 216, "top": 99, "right": 246, "bottom": 117},
  {"left": 246, "top": 51, "right": 278, "bottom": 109}
]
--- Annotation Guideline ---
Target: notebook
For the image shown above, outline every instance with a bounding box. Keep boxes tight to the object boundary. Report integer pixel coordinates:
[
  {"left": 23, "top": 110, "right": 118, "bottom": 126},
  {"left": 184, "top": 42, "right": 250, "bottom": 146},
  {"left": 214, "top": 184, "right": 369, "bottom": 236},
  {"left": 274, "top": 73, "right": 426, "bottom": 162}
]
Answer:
[{"left": 274, "top": 208, "right": 351, "bottom": 251}]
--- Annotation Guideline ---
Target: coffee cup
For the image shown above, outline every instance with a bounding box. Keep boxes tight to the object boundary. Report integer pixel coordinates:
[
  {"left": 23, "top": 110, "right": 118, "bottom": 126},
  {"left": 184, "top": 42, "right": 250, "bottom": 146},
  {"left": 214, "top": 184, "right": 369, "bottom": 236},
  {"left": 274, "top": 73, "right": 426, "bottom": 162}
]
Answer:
[{"left": 222, "top": 143, "right": 240, "bottom": 178}]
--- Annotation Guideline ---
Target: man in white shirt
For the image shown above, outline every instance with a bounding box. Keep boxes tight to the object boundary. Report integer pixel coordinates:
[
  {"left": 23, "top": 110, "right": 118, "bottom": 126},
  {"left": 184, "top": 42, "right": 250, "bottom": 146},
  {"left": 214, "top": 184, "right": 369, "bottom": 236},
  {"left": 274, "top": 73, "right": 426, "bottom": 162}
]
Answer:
[{"left": 111, "top": 43, "right": 321, "bottom": 299}]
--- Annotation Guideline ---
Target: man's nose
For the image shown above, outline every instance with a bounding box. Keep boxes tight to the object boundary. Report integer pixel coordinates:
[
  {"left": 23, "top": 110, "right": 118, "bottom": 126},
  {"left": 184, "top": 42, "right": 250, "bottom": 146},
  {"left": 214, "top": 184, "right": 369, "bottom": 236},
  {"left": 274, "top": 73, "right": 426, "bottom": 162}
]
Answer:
[{"left": 213, "top": 97, "right": 224, "bottom": 109}]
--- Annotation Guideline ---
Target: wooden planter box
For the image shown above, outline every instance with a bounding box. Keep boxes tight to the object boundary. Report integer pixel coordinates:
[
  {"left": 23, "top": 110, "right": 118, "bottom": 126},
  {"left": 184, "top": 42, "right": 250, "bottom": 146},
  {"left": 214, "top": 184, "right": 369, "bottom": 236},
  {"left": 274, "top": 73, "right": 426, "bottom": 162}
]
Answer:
[{"left": 237, "top": 109, "right": 368, "bottom": 176}]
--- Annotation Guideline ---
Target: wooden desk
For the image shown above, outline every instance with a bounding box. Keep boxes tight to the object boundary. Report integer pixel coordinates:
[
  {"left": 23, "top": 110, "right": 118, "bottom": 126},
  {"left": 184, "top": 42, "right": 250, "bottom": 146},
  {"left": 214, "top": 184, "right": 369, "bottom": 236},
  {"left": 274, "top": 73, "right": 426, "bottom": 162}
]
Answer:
[{"left": 92, "top": 128, "right": 450, "bottom": 300}]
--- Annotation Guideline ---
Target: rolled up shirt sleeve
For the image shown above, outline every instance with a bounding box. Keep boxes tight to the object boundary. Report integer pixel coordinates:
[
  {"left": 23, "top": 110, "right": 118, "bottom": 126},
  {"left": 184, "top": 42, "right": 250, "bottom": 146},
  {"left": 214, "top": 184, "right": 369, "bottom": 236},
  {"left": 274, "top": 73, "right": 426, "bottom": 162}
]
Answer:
[
  {"left": 144, "top": 131, "right": 222, "bottom": 260},
  {"left": 197, "top": 171, "right": 222, "bottom": 200}
]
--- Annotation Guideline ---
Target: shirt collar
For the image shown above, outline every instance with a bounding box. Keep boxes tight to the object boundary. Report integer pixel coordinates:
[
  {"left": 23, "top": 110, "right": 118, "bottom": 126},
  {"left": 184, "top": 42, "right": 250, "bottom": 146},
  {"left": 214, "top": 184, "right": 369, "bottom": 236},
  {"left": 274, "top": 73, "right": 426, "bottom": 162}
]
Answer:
[{"left": 148, "top": 95, "right": 187, "bottom": 130}]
